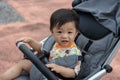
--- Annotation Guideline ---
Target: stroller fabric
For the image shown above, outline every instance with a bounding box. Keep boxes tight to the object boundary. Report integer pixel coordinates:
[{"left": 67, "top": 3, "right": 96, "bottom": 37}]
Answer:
[{"left": 73, "top": 0, "right": 120, "bottom": 36}]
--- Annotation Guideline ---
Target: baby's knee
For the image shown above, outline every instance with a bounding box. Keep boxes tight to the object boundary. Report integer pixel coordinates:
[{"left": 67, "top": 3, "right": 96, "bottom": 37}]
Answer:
[
  {"left": 18, "top": 59, "right": 32, "bottom": 72},
  {"left": 18, "top": 59, "right": 31, "bottom": 66}
]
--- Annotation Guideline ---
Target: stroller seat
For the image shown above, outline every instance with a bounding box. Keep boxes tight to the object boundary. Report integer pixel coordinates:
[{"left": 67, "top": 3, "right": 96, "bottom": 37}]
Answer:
[{"left": 15, "top": 0, "right": 120, "bottom": 79}]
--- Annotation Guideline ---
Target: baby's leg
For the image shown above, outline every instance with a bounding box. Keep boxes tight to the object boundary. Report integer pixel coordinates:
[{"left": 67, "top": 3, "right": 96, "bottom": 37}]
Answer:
[{"left": 0, "top": 59, "right": 32, "bottom": 80}]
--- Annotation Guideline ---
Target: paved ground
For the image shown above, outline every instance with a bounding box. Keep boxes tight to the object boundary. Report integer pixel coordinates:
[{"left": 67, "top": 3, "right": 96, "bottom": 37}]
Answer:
[
  {"left": 0, "top": 1, "right": 24, "bottom": 24},
  {"left": 0, "top": 0, "right": 120, "bottom": 80}
]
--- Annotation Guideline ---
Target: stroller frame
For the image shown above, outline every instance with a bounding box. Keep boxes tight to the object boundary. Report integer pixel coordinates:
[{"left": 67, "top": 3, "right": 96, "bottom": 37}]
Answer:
[{"left": 15, "top": 0, "right": 120, "bottom": 79}]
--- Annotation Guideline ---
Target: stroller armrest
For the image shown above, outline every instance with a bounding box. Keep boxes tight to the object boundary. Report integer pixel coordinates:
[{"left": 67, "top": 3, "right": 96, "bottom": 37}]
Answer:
[
  {"left": 83, "top": 65, "right": 112, "bottom": 80},
  {"left": 88, "top": 69, "right": 106, "bottom": 80}
]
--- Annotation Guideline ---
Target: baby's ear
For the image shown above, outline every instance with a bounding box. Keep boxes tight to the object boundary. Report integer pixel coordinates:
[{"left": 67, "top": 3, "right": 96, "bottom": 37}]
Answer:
[
  {"left": 75, "top": 31, "right": 79, "bottom": 36},
  {"left": 50, "top": 29, "right": 53, "bottom": 33}
]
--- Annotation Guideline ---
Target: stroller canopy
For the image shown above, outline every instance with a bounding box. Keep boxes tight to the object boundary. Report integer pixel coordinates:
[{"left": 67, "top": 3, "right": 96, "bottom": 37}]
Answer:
[{"left": 73, "top": 0, "right": 120, "bottom": 36}]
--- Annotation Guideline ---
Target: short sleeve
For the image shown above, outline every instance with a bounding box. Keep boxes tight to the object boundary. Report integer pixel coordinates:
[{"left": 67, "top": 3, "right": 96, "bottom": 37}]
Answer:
[
  {"left": 74, "top": 61, "right": 81, "bottom": 75},
  {"left": 40, "top": 37, "right": 48, "bottom": 51}
]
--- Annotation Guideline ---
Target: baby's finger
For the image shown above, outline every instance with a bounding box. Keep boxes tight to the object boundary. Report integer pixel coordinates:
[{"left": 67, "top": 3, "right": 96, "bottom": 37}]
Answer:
[
  {"left": 16, "top": 37, "right": 25, "bottom": 42},
  {"left": 46, "top": 63, "right": 55, "bottom": 68}
]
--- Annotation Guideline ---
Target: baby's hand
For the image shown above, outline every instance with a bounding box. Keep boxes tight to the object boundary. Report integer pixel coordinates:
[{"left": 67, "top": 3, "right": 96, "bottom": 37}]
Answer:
[
  {"left": 46, "top": 63, "right": 64, "bottom": 73},
  {"left": 17, "top": 37, "right": 33, "bottom": 43}
]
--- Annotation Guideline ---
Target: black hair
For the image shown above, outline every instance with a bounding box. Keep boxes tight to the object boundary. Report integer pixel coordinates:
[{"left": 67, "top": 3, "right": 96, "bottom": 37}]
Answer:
[{"left": 50, "top": 8, "right": 79, "bottom": 31}]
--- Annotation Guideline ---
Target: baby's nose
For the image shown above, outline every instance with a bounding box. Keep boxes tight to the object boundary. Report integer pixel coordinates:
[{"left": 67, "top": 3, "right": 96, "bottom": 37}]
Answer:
[{"left": 62, "top": 33, "right": 68, "bottom": 38}]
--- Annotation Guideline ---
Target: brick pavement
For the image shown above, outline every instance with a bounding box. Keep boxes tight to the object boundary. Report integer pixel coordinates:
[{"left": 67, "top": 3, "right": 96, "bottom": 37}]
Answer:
[{"left": 0, "top": 0, "right": 120, "bottom": 80}]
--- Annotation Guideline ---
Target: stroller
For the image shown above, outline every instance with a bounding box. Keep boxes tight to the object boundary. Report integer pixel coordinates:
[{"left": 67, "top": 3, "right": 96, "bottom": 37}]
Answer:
[{"left": 14, "top": 0, "right": 120, "bottom": 80}]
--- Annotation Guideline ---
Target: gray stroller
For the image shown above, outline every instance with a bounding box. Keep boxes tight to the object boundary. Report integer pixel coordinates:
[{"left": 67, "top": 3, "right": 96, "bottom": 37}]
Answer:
[{"left": 14, "top": 0, "right": 120, "bottom": 80}]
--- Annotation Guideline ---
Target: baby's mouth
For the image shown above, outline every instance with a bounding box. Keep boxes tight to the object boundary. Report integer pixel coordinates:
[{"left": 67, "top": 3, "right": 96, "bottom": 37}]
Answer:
[{"left": 61, "top": 40, "right": 69, "bottom": 44}]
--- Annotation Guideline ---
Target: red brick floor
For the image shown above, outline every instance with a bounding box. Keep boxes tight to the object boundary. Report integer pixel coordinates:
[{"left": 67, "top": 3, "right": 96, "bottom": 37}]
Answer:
[{"left": 0, "top": 0, "right": 120, "bottom": 80}]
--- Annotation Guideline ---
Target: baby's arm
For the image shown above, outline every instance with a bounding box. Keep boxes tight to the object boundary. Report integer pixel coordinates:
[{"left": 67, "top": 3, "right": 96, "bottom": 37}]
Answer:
[
  {"left": 46, "top": 63, "right": 76, "bottom": 78},
  {"left": 17, "top": 37, "right": 42, "bottom": 53}
]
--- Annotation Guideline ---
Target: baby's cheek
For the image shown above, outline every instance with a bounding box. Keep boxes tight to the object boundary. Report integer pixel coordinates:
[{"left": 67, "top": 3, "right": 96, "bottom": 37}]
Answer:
[{"left": 69, "top": 36, "right": 75, "bottom": 41}]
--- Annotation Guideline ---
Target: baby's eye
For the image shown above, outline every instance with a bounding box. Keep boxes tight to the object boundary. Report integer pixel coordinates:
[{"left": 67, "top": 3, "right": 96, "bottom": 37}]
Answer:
[
  {"left": 57, "top": 31, "right": 62, "bottom": 33},
  {"left": 68, "top": 32, "right": 73, "bottom": 34}
]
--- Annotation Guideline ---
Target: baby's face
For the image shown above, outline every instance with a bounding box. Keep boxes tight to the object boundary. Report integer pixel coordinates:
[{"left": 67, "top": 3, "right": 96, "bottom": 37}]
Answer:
[{"left": 52, "top": 21, "right": 78, "bottom": 47}]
